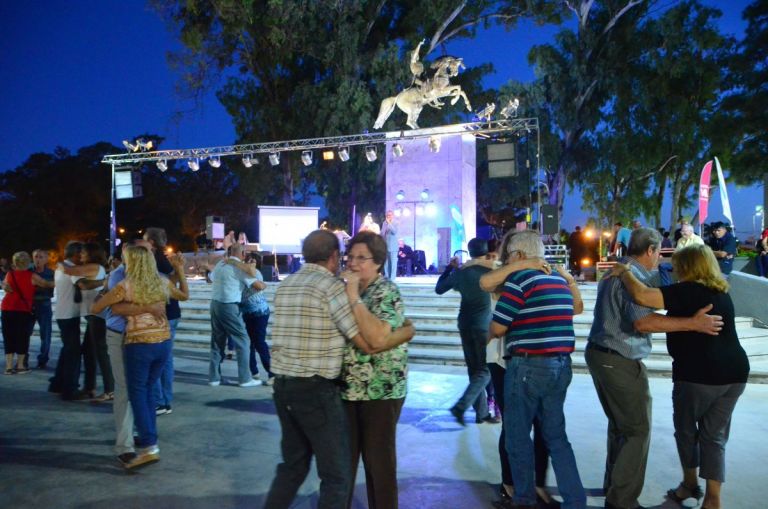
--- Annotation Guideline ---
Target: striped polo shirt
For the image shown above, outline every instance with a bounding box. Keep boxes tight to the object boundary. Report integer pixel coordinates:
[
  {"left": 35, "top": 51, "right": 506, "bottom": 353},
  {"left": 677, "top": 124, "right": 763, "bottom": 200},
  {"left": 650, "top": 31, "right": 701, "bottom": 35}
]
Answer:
[{"left": 492, "top": 269, "right": 575, "bottom": 355}]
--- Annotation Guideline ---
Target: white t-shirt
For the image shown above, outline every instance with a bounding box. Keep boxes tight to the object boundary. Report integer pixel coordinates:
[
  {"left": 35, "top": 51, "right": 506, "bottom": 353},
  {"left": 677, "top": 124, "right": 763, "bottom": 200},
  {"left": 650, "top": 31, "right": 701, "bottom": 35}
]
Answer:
[
  {"left": 77, "top": 265, "right": 107, "bottom": 317},
  {"left": 54, "top": 261, "right": 83, "bottom": 320}
]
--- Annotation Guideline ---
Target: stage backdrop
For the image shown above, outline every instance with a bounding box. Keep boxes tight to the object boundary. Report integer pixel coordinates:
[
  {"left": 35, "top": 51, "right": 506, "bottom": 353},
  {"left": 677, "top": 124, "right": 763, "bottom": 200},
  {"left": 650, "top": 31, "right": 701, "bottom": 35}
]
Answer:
[{"left": 385, "top": 131, "right": 476, "bottom": 270}]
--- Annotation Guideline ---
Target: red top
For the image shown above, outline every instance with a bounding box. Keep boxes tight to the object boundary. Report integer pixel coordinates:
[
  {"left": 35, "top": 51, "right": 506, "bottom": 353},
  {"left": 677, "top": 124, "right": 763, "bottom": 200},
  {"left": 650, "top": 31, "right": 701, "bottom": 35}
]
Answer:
[{"left": 1, "top": 270, "right": 36, "bottom": 312}]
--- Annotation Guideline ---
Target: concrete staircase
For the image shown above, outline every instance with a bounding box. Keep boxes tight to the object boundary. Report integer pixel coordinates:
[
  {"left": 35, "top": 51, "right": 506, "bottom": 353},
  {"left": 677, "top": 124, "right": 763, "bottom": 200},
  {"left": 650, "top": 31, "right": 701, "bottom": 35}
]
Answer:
[{"left": 7, "top": 277, "right": 768, "bottom": 382}]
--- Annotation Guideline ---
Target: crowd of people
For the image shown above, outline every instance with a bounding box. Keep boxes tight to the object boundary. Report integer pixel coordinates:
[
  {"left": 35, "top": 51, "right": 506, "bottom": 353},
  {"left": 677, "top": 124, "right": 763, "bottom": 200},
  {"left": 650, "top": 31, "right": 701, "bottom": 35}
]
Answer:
[{"left": 0, "top": 221, "right": 753, "bottom": 509}]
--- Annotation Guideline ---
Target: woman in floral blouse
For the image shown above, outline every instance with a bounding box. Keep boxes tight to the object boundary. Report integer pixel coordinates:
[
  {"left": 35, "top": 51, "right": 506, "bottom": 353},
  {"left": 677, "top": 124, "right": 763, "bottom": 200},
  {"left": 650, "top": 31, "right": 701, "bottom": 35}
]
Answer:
[{"left": 341, "top": 231, "right": 409, "bottom": 509}]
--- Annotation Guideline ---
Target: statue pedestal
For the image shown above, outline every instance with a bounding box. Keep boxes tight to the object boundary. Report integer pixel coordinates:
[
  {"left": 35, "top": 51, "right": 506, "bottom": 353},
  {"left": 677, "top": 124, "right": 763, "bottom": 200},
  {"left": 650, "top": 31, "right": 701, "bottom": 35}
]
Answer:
[{"left": 386, "top": 131, "right": 476, "bottom": 270}]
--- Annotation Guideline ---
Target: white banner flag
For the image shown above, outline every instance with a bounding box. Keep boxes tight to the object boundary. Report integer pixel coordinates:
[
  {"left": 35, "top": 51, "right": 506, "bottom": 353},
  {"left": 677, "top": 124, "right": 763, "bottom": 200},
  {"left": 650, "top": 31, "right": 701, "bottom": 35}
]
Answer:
[{"left": 714, "top": 157, "right": 734, "bottom": 229}]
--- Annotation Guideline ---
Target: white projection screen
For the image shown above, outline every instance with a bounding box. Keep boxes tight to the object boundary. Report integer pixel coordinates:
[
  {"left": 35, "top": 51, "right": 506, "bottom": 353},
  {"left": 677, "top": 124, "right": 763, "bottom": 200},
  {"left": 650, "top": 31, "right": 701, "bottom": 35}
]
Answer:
[{"left": 258, "top": 206, "right": 320, "bottom": 254}]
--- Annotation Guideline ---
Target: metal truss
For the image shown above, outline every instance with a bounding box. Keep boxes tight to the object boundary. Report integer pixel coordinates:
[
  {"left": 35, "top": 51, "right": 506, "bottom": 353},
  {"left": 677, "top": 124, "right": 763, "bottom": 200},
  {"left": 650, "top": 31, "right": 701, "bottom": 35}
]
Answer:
[{"left": 101, "top": 118, "right": 539, "bottom": 165}]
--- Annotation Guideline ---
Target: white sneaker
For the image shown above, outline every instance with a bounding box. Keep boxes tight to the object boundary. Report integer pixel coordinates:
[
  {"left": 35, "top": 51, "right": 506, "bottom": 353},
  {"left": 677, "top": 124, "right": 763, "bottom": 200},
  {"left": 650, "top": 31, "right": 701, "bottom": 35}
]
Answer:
[
  {"left": 208, "top": 380, "right": 221, "bottom": 387},
  {"left": 239, "top": 379, "right": 262, "bottom": 387},
  {"left": 265, "top": 377, "right": 275, "bottom": 386}
]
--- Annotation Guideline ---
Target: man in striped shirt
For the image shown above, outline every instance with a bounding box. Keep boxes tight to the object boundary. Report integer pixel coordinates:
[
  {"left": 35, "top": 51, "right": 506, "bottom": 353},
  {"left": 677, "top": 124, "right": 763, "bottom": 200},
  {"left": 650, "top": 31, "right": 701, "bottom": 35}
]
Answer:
[
  {"left": 490, "top": 230, "right": 587, "bottom": 509},
  {"left": 264, "top": 229, "right": 412, "bottom": 509},
  {"left": 586, "top": 228, "right": 724, "bottom": 509}
]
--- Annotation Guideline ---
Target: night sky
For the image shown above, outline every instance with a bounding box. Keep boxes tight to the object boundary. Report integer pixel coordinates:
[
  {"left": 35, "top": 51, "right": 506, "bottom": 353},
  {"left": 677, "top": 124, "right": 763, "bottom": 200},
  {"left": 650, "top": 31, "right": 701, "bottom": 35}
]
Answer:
[{"left": 1, "top": 1, "right": 762, "bottom": 235}]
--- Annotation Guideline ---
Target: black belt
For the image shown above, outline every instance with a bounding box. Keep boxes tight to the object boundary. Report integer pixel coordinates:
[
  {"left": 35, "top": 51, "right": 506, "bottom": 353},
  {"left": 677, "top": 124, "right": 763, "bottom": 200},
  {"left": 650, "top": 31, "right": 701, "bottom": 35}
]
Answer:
[
  {"left": 587, "top": 343, "right": 622, "bottom": 356},
  {"left": 507, "top": 351, "right": 568, "bottom": 358}
]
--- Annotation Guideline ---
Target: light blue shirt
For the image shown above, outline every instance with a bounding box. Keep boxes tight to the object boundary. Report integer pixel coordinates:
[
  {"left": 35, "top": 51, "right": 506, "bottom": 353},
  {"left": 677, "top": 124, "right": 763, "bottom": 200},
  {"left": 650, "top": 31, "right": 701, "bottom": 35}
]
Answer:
[
  {"left": 210, "top": 257, "right": 252, "bottom": 303},
  {"left": 105, "top": 265, "right": 126, "bottom": 333}
]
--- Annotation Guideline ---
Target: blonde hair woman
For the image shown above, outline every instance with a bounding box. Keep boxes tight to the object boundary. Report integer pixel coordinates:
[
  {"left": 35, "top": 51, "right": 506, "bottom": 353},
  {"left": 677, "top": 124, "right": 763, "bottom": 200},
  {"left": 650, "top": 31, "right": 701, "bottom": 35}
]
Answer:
[
  {"left": 92, "top": 245, "right": 189, "bottom": 469},
  {"left": 611, "top": 244, "right": 749, "bottom": 509}
]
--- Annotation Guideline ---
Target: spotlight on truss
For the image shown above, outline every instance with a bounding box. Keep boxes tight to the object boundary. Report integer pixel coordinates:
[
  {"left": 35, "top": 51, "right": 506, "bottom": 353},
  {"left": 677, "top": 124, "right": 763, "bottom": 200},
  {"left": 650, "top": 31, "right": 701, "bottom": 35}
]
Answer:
[
  {"left": 188, "top": 159, "right": 200, "bottom": 171},
  {"left": 269, "top": 152, "right": 280, "bottom": 166},
  {"left": 301, "top": 150, "right": 313, "bottom": 166},
  {"left": 428, "top": 136, "right": 441, "bottom": 153},
  {"left": 338, "top": 147, "right": 350, "bottom": 162},
  {"left": 392, "top": 143, "right": 404, "bottom": 157},
  {"left": 242, "top": 154, "right": 255, "bottom": 168},
  {"left": 365, "top": 145, "right": 377, "bottom": 162},
  {"left": 208, "top": 156, "right": 221, "bottom": 168},
  {"left": 156, "top": 160, "right": 168, "bottom": 172}
]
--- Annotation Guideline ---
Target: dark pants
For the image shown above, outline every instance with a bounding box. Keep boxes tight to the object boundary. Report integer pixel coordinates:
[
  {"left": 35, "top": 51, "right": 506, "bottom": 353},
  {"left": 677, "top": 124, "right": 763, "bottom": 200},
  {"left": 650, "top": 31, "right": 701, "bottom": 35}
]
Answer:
[
  {"left": 265, "top": 375, "right": 352, "bottom": 509},
  {"left": 757, "top": 253, "right": 768, "bottom": 277},
  {"left": 50, "top": 317, "right": 82, "bottom": 397},
  {"left": 673, "top": 381, "right": 745, "bottom": 482},
  {"left": 2, "top": 310, "right": 33, "bottom": 354},
  {"left": 82, "top": 315, "right": 113, "bottom": 393},
  {"left": 489, "top": 362, "right": 550, "bottom": 488},
  {"left": 345, "top": 398, "right": 405, "bottom": 509},
  {"left": 31, "top": 301, "right": 53, "bottom": 366},
  {"left": 585, "top": 346, "right": 651, "bottom": 509},
  {"left": 243, "top": 312, "right": 272, "bottom": 377},
  {"left": 453, "top": 327, "right": 490, "bottom": 418}
]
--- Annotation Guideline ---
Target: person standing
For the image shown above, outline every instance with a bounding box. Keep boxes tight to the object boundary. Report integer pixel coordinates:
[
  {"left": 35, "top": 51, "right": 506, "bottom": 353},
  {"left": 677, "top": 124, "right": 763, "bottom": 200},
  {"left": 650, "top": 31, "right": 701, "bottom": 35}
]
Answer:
[
  {"left": 436, "top": 238, "right": 496, "bottom": 425},
  {"left": 264, "top": 229, "right": 410, "bottom": 509},
  {"left": 585, "top": 228, "right": 725, "bottom": 509},
  {"left": 757, "top": 228, "right": 768, "bottom": 278},
  {"left": 380, "top": 210, "right": 399, "bottom": 280},
  {"left": 240, "top": 254, "right": 273, "bottom": 385},
  {"left": 208, "top": 243, "right": 260, "bottom": 387},
  {"left": 143, "top": 227, "right": 182, "bottom": 414},
  {"left": 29, "top": 249, "right": 55, "bottom": 369},
  {"left": 611, "top": 244, "right": 749, "bottom": 509},
  {"left": 49, "top": 241, "right": 85, "bottom": 400},
  {"left": 489, "top": 230, "right": 587, "bottom": 509}
]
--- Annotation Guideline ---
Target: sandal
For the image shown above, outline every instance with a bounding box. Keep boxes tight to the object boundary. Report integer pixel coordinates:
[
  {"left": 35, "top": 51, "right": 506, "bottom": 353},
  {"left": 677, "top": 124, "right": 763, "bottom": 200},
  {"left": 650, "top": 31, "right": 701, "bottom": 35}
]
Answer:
[
  {"left": 667, "top": 482, "right": 704, "bottom": 504},
  {"left": 92, "top": 392, "right": 114, "bottom": 403}
]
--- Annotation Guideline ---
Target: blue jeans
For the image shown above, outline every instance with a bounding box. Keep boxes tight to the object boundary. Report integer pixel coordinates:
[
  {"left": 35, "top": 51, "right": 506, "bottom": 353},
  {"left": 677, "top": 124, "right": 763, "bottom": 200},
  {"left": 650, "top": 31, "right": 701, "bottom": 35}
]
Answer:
[
  {"left": 757, "top": 253, "right": 768, "bottom": 278},
  {"left": 50, "top": 317, "right": 82, "bottom": 397},
  {"left": 31, "top": 301, "right": 52, "bottom": 366},
  {"left": 505, "top": 355, "right": 586, "bottom": 509},
  {"left": 264, "top": 375, "right": 352, "bottom": 509},
  {"left": 153, "top": 318, "right": 178, "bottom": 406},
  {"left": 453, "top": 327, "right": 490, "bottom": 418},
  {"left": 124, "top": 340, "right": 172, "bottom": 448},
  {"left": 209, "top": 301, "right": 251, "bottom": 384},
  {"left": 384, "top": 250, "right": 398, "bottom": 280},
  {"left": 243, "top": 312, "right": 272, "bottom": 377}
]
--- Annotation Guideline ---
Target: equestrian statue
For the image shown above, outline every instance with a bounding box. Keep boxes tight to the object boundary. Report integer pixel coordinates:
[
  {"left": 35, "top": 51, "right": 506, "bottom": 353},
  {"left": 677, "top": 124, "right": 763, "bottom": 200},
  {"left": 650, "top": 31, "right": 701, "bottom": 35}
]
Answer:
[{"left": 373, "top": 40, "right": 472, "bottom": 130}]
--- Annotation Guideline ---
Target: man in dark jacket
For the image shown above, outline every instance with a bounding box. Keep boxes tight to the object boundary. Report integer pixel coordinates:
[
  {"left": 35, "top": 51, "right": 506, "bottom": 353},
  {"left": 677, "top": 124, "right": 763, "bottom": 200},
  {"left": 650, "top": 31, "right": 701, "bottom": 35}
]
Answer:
[
  {"left": 708, "top": 222, "right": 737, "bottom": 275},
  {"left": 436, "top": 238, "right": 497, "bottom": 425}
]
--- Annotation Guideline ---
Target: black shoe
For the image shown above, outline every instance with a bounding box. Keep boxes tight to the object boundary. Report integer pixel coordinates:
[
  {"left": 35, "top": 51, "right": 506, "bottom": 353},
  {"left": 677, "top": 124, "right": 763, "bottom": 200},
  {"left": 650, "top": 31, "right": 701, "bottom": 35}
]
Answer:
[
  {"left": 537, "top": 494, "right": 561, "bottom": 508},
  {"left": 477, "top": 413, "right": 502, "bottom": 424},
  {"left": 449, "top": 406, "right": 466, "bottom": 426},
  {"left": 37, "top": 362, "right": 47, "bottom": 370},
  {"left": 117, "top": 452, "right": 137, "bottom": 466}
]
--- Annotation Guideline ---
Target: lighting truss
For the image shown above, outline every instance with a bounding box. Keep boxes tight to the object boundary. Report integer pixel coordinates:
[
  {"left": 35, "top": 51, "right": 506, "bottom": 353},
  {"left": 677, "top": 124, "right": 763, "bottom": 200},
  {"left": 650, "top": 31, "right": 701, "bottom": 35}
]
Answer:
[{"left": 101, "top": 118, "right": 540, "bottom": 166}]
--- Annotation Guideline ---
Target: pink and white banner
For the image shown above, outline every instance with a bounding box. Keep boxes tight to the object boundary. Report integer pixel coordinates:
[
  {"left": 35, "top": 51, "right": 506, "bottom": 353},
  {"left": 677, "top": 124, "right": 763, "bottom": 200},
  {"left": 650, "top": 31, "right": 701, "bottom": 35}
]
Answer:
[
  {"left": 714, "top": 157, "right": 734, "bottom": 229},
  {"left": 699, "top": 160, "right": 713, "bottom": 227}
]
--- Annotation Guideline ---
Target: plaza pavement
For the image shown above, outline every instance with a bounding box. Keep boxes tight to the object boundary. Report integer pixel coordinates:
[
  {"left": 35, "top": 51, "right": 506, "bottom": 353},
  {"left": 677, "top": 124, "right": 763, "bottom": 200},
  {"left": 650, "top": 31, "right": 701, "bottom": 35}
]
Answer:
[{"left": 1, "top": 343, "right": 765, "bottom": 509}]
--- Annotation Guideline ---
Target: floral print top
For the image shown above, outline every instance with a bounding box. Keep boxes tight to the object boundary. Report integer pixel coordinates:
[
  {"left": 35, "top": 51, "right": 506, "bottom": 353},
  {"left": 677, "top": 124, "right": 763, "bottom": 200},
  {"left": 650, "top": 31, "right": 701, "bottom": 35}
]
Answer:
[{"left": 341, "top": 276, "right": 407, "bottom": 401}]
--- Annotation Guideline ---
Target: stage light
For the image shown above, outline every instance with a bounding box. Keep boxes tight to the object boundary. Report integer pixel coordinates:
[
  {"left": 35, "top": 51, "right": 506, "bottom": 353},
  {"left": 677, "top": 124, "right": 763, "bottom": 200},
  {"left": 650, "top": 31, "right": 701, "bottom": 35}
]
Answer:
[
  {"left": 269, "top": 152, "right": 280, "bottom": 166},
  {"left": 122, "top": 140, "right": 137, "bottom": 152},
  {"left": 420, "top": 188, "right": 430, "bottom": 200},
  {"left": 301, "top": 151, "right": 313, "bottom": 166},
  {"left": 209, "top": 156, "right": 221, "bottom": 168},
  {"left": 242, "top": 154, "right": 255, "bottom": 168},
  {"left": 415, "top": 205, "right": 425, "bottom": 216},
  {"left": 322, "top": 150, "right": 334, "bottom": 161},
  {"left": 156, "top": 159, "right": 168, "bottom": 172},
  {"left": 581, "top": 257, "right": 592, "bottom": 267},
  {"left": 392, "top": 143, "right": 404, "bottom": 157},
  {"left": 428, "top": 136, "right": 441, "bottom": 153},
  {"left": 365, "top": 145, "right": 377, "bottom": 162},
  {"left": 136, "top": 139, "right": 153, "bottom": 151},
  {"left": 396, "top": 190, "right": 405, "bottom": 201},
  {"left": 394, "top": 209, "right": 402, "bottom": 217},
  {"left": 402, "top": 207, "right": 412, "bottom": 217},
  {"left": 118, "top": 227, "right": 126, "bottom": 234},
  {"left": 426, "top": 203, "right": 437, "bottom": 217},
  {"left": 338, "top": 147, "right": 350, "bottom": 162},
  {"left": 188, "top": 159, "right": 200, "bottom": 171}
]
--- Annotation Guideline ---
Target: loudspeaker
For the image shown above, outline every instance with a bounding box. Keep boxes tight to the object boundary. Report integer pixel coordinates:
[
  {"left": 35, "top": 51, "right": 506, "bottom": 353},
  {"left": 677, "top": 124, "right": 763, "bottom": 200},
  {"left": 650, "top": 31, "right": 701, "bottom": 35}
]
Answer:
[
  {"left": 487, "top": 143, "right": 517, "bottom": 178},
  {"left": 206, "top": 215, "right": 224, "bottom": 239},
  {"left": 541, "top": 205, "right": 559, "bottom": 235}
]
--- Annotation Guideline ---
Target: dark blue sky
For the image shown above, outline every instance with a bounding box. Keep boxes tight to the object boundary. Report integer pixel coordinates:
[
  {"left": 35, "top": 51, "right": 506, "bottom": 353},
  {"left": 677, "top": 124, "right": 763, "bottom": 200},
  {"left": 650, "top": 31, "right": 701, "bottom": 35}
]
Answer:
[{"left": 1, "top": 1, "right": 761, "bottom": 235}]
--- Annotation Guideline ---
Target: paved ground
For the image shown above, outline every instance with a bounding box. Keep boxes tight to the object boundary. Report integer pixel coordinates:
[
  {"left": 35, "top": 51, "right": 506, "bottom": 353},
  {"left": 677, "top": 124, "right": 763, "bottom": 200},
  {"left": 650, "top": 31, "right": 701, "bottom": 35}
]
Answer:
[{"left": 1, "top": 344, "right": 765, "bottom": 509}]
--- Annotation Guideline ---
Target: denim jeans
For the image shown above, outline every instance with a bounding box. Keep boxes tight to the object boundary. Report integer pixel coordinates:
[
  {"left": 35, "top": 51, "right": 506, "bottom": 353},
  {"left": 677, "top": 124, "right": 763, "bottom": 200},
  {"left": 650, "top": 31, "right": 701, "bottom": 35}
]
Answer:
[
  {"left": 453, "top": 327, "right": 490, "bottom": 418},
  {"left": 50, "top": 317, "right": 82, "bottom": 397},
  {"left": 243, "top": 312, "right": 271, "bottom": 377},
  {"left": 106, "top": 329, "right": 134, "bottom": 454},
  {"left": 505, "top": 355, "right": 586, "bottom": 509},
  {"left": 124, "top": 340, "right": 172, "bottom": 448},
  {"left": 153, "top": 318, "right": 178, "bottom": 406},
  {"left": 32, "top": 301, "right": 52, "bottom": 366},
  {"left": 757, "top": 253, "right": 768, "bottom": 278},
  {"left": 264, "top": 375, "right": 352, "bottom": 509},
  {"left": 209, "top": 301, "right": 251, "bottom": 384}
]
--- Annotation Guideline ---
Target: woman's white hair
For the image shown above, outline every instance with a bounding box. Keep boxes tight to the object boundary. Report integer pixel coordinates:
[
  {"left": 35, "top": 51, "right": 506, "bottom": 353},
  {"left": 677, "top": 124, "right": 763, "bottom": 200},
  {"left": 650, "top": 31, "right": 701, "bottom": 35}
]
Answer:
[{"left": 507, "top": 230, "right": 545, "bottom": 259}]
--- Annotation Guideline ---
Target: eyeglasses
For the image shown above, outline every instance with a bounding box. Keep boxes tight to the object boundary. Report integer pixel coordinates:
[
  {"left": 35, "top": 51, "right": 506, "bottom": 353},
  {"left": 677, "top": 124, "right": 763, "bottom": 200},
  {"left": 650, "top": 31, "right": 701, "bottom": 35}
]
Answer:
[{"left": 347, "top": 255, "right": 374, "bottom": 263}]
